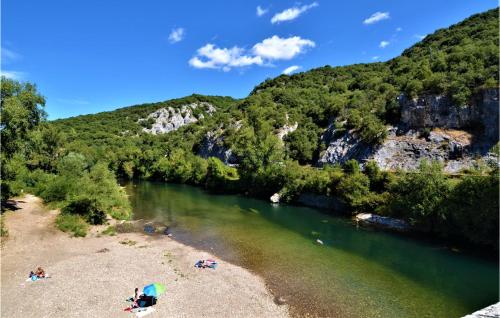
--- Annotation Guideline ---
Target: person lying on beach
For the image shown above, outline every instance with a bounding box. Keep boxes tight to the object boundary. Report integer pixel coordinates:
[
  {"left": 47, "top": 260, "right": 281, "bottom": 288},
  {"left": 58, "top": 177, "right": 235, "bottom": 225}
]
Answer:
[
  {"left": 195, "top": 259, "right": 217, "bottom": 269},
  {"left": 35, "top": 267, "right": 46, "bottom": 278}
]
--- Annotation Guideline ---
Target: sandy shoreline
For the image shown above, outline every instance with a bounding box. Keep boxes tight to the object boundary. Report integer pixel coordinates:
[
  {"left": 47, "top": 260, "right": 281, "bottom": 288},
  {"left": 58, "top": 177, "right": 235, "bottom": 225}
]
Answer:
[{"left": 0, "top": 195, "right": 289, "bottom": 318}]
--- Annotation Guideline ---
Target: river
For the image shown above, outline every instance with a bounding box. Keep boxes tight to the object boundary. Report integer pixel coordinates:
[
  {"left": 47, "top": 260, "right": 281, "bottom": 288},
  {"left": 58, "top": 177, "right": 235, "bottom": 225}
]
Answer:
[{"left": 125, "top": 181, "right": 498, "bottom": 317}]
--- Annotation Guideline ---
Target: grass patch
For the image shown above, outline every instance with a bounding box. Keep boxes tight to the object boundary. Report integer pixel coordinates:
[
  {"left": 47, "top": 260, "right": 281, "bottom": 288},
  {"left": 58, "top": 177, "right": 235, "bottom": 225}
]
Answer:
[
  {"left": 102, "top": 225, "right": 117, "bottom": 236},
  {"left": 119, "top": 239, "right": 137, "bottom": 246},
  {"left": 0, "top": 216, "right": 8, "bottom": 238},
  {"left": 56, "top": 214, "right": 88, "bottom": 237}
]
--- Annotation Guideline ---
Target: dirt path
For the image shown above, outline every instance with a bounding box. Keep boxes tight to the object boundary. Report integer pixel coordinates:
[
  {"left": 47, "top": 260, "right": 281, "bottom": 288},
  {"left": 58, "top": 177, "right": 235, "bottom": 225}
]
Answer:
[{"left": 0, "top": 195, "right": 289, "bottom": 318}]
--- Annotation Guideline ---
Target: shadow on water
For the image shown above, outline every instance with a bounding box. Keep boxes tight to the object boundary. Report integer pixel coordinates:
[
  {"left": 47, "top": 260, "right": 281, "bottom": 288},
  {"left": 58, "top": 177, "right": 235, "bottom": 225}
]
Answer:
[{"left": 125, "top": 181, "right": 499, "bottom": 318}]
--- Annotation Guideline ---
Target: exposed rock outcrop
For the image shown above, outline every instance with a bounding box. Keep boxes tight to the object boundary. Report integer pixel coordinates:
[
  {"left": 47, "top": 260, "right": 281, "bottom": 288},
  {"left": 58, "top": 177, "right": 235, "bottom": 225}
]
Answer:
[
  {"left": 355, "top": 213, "right": 409, "bottom": 232},
  {"left": 277, "top": 122, "right": 298, "bottom": 141},
  {"left": 199, "top": 117, "right": 299, "bottom": 166},
  {"left": 400, "top": 94, "right": 476, "bottom": 129},
  {"left": 317, "top": 124, "right": 373, "bottom": 166},
  {"left": 400, "top": 88, "right": 499, "bottom": 138},
  {"left": 197, "top": 129, "right": 237, "bottom": 165},
  {"left": 371, "top": 128, "right": 479, "bottom": 173},
  {"left": 317, "top": 89, "right": 499, "bottom": 172},
  {"left": 139, "top": 102, "right": 215, "bottom": 135}
]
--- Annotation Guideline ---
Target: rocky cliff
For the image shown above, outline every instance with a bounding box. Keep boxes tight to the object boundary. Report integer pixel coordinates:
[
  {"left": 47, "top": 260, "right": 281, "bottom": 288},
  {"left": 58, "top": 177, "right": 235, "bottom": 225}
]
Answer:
[
  {"left": 139, "top": 102, "right": 216, "bottom": 135},
  {"left": 197, "top": 117, "right": 298, "bottom": 164},
  {"left": 318, "top": 89, "right": 499, "bottom": 172},
  {"left": 400, "top": 88, "right": 499, "bottom": 139},
  {"left": 197, "top": 128, "right": 238, "bottom": 165}
]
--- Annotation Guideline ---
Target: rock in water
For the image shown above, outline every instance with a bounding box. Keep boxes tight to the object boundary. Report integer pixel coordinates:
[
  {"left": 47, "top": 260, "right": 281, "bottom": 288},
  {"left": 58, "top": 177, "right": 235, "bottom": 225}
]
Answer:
[
  {"left": 270, "top": 193, "right": 281, "bottom": 204},
  {"left": 316, "top": 239, "right": 324, "bottom": 245},
  {"left": 355, "top": 213, "right": 408, "bottom": 232}
]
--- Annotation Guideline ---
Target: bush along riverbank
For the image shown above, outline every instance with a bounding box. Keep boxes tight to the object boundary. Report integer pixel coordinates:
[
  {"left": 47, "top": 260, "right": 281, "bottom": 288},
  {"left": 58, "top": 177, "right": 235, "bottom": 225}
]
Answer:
[{"left": 147, "top": 154, "right": 499, "bottom": 253}]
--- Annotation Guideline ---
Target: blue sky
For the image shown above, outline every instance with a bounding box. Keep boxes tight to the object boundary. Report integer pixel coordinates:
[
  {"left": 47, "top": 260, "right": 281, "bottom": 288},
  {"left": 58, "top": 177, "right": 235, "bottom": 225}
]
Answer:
[{"left": 1, "top": 1, "right": 497, "bottom": 119}]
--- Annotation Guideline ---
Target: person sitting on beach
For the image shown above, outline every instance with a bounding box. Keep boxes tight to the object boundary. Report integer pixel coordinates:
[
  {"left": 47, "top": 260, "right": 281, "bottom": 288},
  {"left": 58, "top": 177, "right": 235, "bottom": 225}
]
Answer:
[{"left": 35, "top": 267, "right": 45, "bottom": 278}]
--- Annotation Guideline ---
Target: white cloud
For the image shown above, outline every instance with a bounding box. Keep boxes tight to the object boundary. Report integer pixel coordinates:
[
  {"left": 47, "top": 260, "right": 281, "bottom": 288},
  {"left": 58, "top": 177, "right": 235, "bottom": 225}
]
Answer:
[
  {"left": 189, "top": 44, "right": 263, "bottom": 70},
  {"left": 256, "top": 5, "right": 268, "bottom": 17},
  {"left": 168, "top": 28, "right": 185, "bottom": 43},
  {"left": 282, "top": 65, "right": 301, "bottom": 75},
  {"left": 1, "top": 70, "right": 24, "bottom": 79},
  {"left": 1, "top": 47, "right": 21, "bottom": 64},
  {"left": 363, "top": 11, "right": 390, "bottom": 25},
  {"left": 396, "top": 27, "right": 402, "bottom": 32},
  {"left": 372, "top": 56, "right": 380, "bottom": 60},
  {"left": 271, "top": 2, "right": 318, "bottom": 24},
  {"left": 379, "top": 40, "right": 390, "bottom": 48},
  {"left": 253, "top": 35, "right": 315, "bottom": 60},
  {"left": 189, "top": 35, "right": 315, "bottom": 71},
  {"left": 414, "top": 34, "right": 427, "bottom": 40}
]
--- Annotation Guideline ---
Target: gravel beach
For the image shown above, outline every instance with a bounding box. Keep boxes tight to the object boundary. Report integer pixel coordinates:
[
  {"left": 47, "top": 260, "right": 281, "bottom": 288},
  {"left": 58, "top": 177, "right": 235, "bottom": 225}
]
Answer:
[{"left": 0, "top": 195, "right": 289, "bottom": 318}]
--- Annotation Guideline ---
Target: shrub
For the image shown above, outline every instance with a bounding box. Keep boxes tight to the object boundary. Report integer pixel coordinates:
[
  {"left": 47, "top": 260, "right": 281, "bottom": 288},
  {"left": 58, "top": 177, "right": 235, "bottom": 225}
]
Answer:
[
  {"left": 55, "top": 214, "right": 88, "bottom": 237},
  {"left": 0, "top": 216, "right": 8, "bottom": 238},
  {"left": 206, "top": 157, "right": 239, "bottom": 191},
  {"left": 62, "top": 198, "right": 106, "bottom": 225},
  {"left": 447, "top": 169, "right": 499, "bottom": 249},
  {"left": 337, "top": 171, "right": 371, "bottom": 211},
  {"left": 40, "top": 176, "right": 73, "bottom": 202},
  {"left": 389, "top": 161, "right": 451, "bottom": 233}
]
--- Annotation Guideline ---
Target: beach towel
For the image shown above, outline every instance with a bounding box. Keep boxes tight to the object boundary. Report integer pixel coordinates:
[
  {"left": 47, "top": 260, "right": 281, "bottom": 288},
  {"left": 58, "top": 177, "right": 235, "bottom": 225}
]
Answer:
[
  {"left": 25, "top": 274, "right": 51, "bottom": 282},
  {"left": 132, "top": 306, "right": 155, "bottom": 317},
  {"left": 195, "top": 259, "right": 218, "bottom": 269}
]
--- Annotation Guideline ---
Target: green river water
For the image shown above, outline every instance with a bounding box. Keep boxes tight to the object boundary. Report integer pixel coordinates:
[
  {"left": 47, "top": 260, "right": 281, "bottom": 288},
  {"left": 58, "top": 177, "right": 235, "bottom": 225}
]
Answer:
[{"left": 125, "top": 181, "right": 498, "bottom": 317}]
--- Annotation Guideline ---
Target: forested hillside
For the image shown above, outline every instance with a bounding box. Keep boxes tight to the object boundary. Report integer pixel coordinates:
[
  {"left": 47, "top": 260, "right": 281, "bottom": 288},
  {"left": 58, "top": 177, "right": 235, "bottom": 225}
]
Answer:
[{"left": 2, "top": 9, "right": 498, "bottom": 249}]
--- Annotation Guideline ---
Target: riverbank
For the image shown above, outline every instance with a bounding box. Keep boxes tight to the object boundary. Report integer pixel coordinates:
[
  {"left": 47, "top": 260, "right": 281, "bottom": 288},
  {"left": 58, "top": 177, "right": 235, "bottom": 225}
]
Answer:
[{"left": 0, "top": 195, "right": 289, "bottom": 318}]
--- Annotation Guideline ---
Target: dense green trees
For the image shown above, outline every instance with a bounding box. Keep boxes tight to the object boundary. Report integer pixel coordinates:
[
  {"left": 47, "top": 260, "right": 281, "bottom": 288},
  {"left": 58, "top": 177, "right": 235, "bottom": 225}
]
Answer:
[
  {"left": 1, "top": 77, "right": 46, "bottom": 201},
  {"left": 1, "top": 77, "right": 131, "bottom": 236},
  {"left": 446, "top": 168, "right": 499, "bottom": 248}
]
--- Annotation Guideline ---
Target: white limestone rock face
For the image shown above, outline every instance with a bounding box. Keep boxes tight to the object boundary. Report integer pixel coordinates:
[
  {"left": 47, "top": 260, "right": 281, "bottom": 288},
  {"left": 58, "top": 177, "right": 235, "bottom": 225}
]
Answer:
[
  {"left": 317, "top": 123, "right": 374, "bottom": 166},
  {"left": 197, "top": 121, "right": 241, "bottom": 165},
  {"left": 139, "top": 102, "right": 215, "bottom": 135},
  {"left": 371, "top": 128, "right": 477, "bottom": 173},
  {"left": 277, "top": 122, "right": 298, "bottom": 141},
  {"left": 318, "top": 124, "right": 497, "bottom": 174},
  {"left": 197, "top": 129, "right": 237, "bottom": 165}
]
